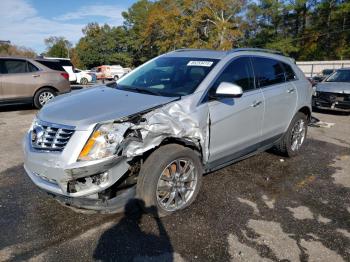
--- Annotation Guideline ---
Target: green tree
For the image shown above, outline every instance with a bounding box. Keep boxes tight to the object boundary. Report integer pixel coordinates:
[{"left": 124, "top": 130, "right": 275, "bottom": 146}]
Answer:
[{"left": 44, "top": 36, "right": 72, "bottom": 58}]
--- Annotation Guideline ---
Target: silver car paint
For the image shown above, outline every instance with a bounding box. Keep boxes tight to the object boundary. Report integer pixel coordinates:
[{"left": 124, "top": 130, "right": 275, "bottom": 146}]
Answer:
[{"left": 23, "top": 50, "right": 312, "bottom": 208}]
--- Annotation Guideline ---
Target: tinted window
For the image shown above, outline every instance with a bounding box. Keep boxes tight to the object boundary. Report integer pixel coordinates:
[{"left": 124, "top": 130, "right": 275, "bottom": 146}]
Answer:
[
  {"left": 4, "top": 59, "right": 27, "bottom": 74},
  {"left": 282, "top": 62, "right": 297, "bottom": 81},
  {"left": 27, "top": 62, "right": 38, "bottom": 72},
  {"left": 35, "top": 60, "right": 64, "bottom": 71},
  {"left": 212, "top": 57, "right": 255, "bottom": 92},
  {"left": 252, "top": 57, "right": 285, "bottom": 87},
  {"left": 0, "top": 60, "right": 6, "bottom": 74},
  {"left": 57, "top": 59, "right": 74, "bottom": 67}
]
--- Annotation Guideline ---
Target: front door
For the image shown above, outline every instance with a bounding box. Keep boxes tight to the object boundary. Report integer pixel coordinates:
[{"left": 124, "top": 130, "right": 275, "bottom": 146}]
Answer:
[{"left": 208, "top": 57, "right": 264, "bottom": 165}]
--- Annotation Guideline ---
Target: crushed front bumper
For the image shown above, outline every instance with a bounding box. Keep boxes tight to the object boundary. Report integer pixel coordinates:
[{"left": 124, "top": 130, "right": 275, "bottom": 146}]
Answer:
[
  {"left": 23, "top": 130, "right": 134, "bottom": 212},
  {"left": 312, "top": 92, "right": 350, "bottom": 112}
]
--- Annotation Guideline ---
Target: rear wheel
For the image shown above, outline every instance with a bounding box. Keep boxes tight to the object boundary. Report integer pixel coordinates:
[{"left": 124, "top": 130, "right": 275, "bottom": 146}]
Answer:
[
  {"left": 80, "top": 77, "right": 88, "bottom": 85},
  {"left": 274, "top": 112, "right": 308, "bottom": 157},
  {"left": 33, "top": 88, "right": 56, "bottom": 109},
  {"left": 114, "top": 75, "right": 119, "bottom": 81},
  {"left": 137, "top": 144, "right": 203, "bottom": 217}
]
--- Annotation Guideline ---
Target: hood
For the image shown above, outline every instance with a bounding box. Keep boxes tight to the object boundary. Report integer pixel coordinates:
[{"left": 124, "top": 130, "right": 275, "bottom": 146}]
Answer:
[
  {"left": 316, "top": 82, "right": 350, "bottom": 94},
  {"left": 38, "top": 86, "right": 179, "bottom": 130}
]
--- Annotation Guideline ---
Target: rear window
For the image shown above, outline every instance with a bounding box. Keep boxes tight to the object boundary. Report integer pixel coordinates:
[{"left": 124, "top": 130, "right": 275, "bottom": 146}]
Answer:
[
  {"left": 57, "top": 59, "right": 74, "bottom": 67},
  {"left": 281, "top": 62, "right": 297, "bottom": 81},
  {"left": 252, "top": 57, "right": 285, "bottom": 87},
  {"left": 35, "top": 60, "right": 65, "bottom": 71}
]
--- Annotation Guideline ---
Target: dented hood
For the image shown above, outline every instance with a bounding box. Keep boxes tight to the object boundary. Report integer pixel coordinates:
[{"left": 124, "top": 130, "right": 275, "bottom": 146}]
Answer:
[{"left": 38, "top": 86, "right": 179, "bottom": 129}]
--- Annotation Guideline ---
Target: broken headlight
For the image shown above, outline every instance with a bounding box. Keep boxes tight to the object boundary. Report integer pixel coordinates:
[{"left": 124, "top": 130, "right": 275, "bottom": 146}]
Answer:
[{"left": 78, "top": 122, "right": 130, "bottom": 161}]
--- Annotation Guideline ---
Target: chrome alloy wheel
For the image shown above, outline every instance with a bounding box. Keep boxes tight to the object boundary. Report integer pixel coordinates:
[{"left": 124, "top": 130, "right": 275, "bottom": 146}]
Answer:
[
  {"left": 38, "top": 92, "right": 54, "bottom": 106},
  {"left": 156, "top": 158, "right": 198, "bottom": 212},
  {"left": 290, "top": 119, "right": 306, "bottom": 151}
]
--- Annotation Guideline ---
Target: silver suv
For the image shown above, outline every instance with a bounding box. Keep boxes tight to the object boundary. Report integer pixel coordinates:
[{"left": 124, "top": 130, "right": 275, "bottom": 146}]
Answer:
[{"left": 23, "top": 49, "right": 312, "bottom": 216}]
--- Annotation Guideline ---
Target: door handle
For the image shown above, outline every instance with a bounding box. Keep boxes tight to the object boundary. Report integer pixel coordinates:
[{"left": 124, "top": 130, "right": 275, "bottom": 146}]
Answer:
[
  {"left": 32, "top": 74, "right": 40, "bottom": 77},
  {"left": 251, "top": 100, "right": 262, "bottom": 107},
  {"left": 287, "top": 88, "right": 295, "bottom": 93}
]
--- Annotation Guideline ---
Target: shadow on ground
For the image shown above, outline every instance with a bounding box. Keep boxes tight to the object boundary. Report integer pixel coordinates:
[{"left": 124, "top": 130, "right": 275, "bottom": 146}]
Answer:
[
  {"left": 93, "top": 199, "right": 174, "bottom": 262},
  {"left": 0, "top": 138, "right": 349, "bottom": 261}
]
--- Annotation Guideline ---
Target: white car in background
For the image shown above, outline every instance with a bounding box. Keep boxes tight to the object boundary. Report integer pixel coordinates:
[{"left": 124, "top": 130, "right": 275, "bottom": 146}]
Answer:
[
  {"left": 43, "top": 57, "right": 77, "bottom": 83},
  {"left": 74, "top": 68, "right": 96, "bottom": 85}
]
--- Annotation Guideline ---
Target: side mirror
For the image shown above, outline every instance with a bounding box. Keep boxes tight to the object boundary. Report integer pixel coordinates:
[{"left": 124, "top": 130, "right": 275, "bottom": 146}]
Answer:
[{"left": 215, "top": 82, "right": 243, "bottom": 98}]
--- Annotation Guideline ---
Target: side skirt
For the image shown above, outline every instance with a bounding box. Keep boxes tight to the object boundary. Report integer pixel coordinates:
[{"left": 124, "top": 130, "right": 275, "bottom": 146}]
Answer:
[{"left": 204, "top": 134, "right": 283, "bottom": 173}]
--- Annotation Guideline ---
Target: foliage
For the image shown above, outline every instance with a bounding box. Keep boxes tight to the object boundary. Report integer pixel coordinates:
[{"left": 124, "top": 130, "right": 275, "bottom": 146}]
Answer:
[
  {"left": 0, "top": 43, "right": 36, "bottom": 58},
  {"left": 68, "top": 0, "right": 350, "bottom": 69},
  {"left": 44, "top": 36, "right": 72, "bottom": 58}
]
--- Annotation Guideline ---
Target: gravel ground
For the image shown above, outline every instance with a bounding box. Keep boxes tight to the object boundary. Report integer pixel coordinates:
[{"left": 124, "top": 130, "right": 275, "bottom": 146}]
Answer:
[{"left": 0, "top": 103, "right": 349, "bottom": 262}]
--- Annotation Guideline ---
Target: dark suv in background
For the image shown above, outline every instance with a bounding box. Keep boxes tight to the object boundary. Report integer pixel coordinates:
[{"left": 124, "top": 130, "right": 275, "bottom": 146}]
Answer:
[{"left": 0, "top": 57, "right": 71, "bottom": 108}]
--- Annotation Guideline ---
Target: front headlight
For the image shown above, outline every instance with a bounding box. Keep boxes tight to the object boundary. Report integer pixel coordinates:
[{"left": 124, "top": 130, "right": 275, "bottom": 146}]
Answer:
[{"left": 78, "top": 122, "right": 130, "bottom": 161}]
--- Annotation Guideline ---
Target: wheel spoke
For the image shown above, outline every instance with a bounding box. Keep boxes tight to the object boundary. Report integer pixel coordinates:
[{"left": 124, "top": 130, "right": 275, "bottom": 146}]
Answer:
[
  {"left": 165, "top": 191, "right": 176, "bottom": 208},
  {"left": 157, "top": 184, "right": 172, "bottom": 193}
]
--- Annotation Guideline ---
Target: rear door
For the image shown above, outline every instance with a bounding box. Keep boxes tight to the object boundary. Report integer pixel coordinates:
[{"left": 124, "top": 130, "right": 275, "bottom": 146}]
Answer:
[
  {"left": 208, "top": 56, "right": 264, "bottom": 165},
  {"left": 0, "top": 59, "right": 40, "bottom": 100},
  {"left": 251, "top": 56, "right": 298, "bottom": 142}
]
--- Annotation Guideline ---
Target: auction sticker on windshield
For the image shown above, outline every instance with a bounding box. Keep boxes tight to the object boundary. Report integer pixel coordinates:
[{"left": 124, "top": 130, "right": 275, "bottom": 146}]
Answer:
[{"left": 187, "top": 61, "right": 214, "bottom": 67}]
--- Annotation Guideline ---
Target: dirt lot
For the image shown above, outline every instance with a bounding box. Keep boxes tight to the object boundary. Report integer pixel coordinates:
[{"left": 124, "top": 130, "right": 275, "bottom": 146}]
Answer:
[{"left": 0, "top": 104, "right": 349, "bottom": 262}]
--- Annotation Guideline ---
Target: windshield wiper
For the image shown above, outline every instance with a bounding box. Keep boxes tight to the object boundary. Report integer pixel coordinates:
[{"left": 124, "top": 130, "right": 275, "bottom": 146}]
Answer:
[{"left": 122, "top": 86, "right": 161, "bottom": 96}]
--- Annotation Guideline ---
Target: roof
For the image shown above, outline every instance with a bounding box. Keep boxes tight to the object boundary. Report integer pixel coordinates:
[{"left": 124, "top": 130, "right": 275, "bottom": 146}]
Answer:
[{"left": 165, "top": 48, "right": 288, "bottom": 60}]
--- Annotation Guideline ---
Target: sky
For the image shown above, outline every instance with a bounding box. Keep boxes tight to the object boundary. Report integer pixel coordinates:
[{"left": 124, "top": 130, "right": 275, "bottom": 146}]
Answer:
[{"left": 0, "top": 0, "right": 137, "bottom": 53}]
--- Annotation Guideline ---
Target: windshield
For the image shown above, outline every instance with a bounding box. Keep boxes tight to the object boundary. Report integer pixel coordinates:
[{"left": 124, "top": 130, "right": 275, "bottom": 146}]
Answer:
[
  {"left": 325, "top": 70, "right": 350, "bottom": 82},
  {"left": 116, "top": 56, "right": 219, "bottom": 97}
]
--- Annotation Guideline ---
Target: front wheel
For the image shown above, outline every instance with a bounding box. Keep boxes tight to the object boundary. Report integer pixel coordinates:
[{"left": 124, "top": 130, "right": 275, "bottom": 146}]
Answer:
[
  {"left": 137, "top": 144, "right": 203, "bottom": 217},
  {"left": 274, "top": 112, "right": 308, "bottom": 157}
]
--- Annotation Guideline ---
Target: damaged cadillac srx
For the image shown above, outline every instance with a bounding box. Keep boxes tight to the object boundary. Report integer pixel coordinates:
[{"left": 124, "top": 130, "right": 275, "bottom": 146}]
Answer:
[{"left": 23, "top": 48, "right": 312, "bottom": 216}]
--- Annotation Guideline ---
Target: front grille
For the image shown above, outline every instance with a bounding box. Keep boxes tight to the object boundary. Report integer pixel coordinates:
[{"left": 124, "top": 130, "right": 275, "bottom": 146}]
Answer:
[
  {"left": 317, "top": 92, "right": 350, "bottom": 102},
  {"left": 31, "top": 121, "right": 75, "bottom": 152}
]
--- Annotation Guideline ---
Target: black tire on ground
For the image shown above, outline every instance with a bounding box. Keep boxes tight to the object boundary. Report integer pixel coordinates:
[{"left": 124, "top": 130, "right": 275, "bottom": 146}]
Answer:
[
  {"left": 114, "top": 75, "right": 119, "bottom": 81},
  {"left": 33, "top": 88, "right": 56, "bottom": 109},
  {"left": 80, "top": 77, "right": 88, "bottom": 85},
  {"left": 136, "top": 144, "right": 203, "bottom": 217},
  {"left": 274, "top": 112, "right": 308, "bottom": 157}
]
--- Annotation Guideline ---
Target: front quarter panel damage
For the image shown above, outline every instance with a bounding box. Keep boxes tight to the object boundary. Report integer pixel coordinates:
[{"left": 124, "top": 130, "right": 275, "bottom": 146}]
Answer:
[{"left": 118, "top": 101, "right": 210, "bottom": 162}]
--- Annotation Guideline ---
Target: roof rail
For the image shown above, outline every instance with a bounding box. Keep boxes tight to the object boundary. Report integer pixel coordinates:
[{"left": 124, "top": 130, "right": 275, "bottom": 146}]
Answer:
[
  {"left": 229, "top": 48, "right": 283, "bottom": 55},
  {"left": 173, "top": 48, "right": 215, "bottom": 52}
]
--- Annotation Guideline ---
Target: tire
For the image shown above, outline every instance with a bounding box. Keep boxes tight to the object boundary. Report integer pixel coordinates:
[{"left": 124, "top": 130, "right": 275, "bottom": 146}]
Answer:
[
  {"left": 274, "top": 112, "right": 308, "bottom": 157},
  {"left": 33, "top": 88, "right": 56, "bottom": 109},
  {"left": 113, "top": 75, "right": 119, "bottom": 81},
  {"left": 80, "top": 77, "right": 88, "bottom": 85},
  {"left": 137, "top": 144, "right": 203, "bottom": 217}
]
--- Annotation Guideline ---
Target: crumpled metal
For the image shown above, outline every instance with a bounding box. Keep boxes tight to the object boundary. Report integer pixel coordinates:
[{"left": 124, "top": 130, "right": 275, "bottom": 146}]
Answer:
[{"left": 119, "top": 102, "right": 209, "bottom": 162}]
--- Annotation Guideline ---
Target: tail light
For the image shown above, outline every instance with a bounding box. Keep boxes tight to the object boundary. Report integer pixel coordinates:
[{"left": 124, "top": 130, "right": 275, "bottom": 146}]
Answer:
[{"left": 60, "top": 72, "right": 69, "bottom": 80}]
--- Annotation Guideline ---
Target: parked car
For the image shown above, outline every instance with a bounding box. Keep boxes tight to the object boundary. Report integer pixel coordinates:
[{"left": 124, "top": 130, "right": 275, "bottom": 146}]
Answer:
[
  {"left": 92, "top": 65, "right": 125, "bottom": 80},
  {"left": 0, "top": 57, "right": 71, "bottom": 108},
  {"left": 74, "top": 68, "right": 96, "bottom": 85},
  {"left": 313, "top": 68, "right": 350, "bottom": 112},
  {"left": 43, "top": 57, "right": 77, "bottom": 83},
  {"left": 23, "top": 48, "right": 312, "bottom": 216}
]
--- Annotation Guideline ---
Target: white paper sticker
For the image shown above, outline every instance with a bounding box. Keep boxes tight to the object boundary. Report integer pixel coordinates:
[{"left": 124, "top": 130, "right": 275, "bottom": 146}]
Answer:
[{"left": 187, "top": 61, "right": 213, "bottom": 67}]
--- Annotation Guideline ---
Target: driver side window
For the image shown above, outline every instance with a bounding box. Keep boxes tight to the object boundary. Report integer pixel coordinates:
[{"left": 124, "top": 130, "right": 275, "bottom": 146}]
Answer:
[{"left": 211, "top": 57, "right": 255, "bottom": 94}]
